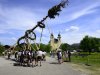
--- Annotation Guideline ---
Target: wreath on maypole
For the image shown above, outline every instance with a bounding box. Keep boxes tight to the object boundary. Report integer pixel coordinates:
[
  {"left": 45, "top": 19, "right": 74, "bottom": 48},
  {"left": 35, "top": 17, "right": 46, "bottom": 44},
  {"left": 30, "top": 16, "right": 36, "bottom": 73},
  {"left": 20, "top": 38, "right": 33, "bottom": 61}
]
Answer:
[{"left": 17, "top": 0, "right": 69, "bottom": 50}]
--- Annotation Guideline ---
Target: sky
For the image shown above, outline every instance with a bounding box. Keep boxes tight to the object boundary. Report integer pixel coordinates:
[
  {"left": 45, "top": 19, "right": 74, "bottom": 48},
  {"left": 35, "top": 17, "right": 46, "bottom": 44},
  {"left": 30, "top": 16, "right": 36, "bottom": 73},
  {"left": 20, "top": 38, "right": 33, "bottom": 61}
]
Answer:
[{"left": 0, "top": 0, "right": 100, "bottom": 45}]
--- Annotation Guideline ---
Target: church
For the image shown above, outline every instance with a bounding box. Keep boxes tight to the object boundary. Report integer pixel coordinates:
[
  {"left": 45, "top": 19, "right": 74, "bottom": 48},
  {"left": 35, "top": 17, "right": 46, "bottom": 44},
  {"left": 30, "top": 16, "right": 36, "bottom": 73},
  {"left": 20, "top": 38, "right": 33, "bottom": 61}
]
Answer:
[{"left": 49, "top": 33, "right": 61, "bottom": 51}]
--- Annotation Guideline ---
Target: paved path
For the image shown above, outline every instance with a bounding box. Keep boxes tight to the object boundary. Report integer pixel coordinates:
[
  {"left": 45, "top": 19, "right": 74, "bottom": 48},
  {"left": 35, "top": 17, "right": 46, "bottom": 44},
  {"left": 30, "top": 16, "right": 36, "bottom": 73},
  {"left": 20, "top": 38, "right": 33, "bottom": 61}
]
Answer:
[{"left": 0, "top": 56, "right": 87, "bottom": 75}]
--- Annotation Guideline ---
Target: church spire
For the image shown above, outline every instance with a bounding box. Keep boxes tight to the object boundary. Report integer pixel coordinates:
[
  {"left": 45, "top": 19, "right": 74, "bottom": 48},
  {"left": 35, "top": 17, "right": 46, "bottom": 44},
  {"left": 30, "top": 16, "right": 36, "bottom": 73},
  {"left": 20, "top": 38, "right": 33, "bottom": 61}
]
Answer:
[
  {"left": 57, "top": 33, "right": 61, "bottom": 40},
  {"left": 50, "top": 33, "right": 54, "bottom": 40}
]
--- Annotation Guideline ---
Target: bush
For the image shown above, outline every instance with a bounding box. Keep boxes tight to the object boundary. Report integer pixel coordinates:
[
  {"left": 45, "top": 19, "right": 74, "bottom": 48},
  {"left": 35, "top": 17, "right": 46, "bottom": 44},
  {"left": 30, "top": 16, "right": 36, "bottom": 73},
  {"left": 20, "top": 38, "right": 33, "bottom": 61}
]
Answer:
[{"left": 0, "top": 44, "right": 5, "bottom": 55}]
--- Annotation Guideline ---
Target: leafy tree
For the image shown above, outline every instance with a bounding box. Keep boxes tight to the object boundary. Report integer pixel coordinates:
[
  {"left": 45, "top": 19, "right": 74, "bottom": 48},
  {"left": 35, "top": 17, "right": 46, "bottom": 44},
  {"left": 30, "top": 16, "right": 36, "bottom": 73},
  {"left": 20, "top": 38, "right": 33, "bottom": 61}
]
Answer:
[
  {"left": 39, "top": 43, "right": 51, "bottom": 52},
  {"left": 80, "top": 36, "right": 91, "bottom": 53},
  {"left": 0, "top": 43, "right": 5, "bottom": 55},
  {"left": 70, "top": 43, "right": 80, "bottom": 50},
  {"left": 44, "top": 44, "right": 51, "bottom": 52},
  {"left": 4, "top": 45, "right": 10, "bottom": 49},
  {"left": 60, "top": 43, "right": 70, "bottom": 51},
  {"left": 80, "top": 35, "right": 100, "bottom": 54},
  {"left": 39, "top": 43, "right": 45, "bottom": 50},
  {"left": 31, "top": 43, "right": 51, "bottom": 52}
]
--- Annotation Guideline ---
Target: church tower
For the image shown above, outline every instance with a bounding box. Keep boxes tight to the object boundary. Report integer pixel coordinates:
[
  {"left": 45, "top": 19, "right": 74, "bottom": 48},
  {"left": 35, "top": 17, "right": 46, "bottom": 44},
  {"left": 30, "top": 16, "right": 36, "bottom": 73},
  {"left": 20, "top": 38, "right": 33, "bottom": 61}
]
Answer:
[
  {"left": 50, "top": 33, "right": 54, "bottom": 49},
  {"left": 50, "top": 33, "right": 54, "bottom": 41},
  {"left": 49, "top": 33, "right": 61, "bottom": 51},
  {"left": 57, "top": 33, "right": 61, "bottom": 41}
]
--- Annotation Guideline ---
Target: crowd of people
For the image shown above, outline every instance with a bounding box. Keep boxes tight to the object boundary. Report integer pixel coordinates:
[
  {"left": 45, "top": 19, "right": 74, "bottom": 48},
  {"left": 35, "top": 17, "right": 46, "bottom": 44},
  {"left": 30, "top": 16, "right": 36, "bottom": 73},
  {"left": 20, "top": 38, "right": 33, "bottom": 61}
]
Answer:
[
  {"left": 14, "top": 49, "right": 46, "bottom": 67},
  {"left": 14, "top": 49, "right": 71, "bottom": 66},
  {"left": 2, "top": 49, "right": 71, "bottom": 67},
  {"left": 56, "top": 50, "right": 71, "bottom": 64},
  {"left": 50, "top": 50, "right": 71, "bottom": 64}
]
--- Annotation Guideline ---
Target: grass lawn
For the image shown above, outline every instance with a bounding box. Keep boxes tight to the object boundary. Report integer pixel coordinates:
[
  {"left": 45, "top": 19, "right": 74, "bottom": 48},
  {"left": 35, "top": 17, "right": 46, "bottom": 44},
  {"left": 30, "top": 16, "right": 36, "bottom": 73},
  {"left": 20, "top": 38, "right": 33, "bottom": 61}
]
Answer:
[{"left": 70, "top": 52, "right": 100, "bottom": 75}]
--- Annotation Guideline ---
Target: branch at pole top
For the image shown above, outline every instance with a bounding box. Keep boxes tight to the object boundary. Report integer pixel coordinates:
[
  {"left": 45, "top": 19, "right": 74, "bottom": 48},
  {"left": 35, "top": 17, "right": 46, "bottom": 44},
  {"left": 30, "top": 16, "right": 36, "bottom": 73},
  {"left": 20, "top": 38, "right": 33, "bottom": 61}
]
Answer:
[
  {"left": 48, "top": 0, "right": 69, "bottom": 19},
  {"left": 61, "top": 0, "right": 69, "bottom": 7}
]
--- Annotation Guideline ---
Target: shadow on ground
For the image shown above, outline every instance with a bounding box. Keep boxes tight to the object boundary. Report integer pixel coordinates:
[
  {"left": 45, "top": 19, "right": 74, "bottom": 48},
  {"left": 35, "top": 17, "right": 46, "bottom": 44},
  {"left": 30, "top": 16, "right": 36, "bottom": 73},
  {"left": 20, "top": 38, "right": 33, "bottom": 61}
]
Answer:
[{"left": 50, "top": 62, "right": 60, "bottom": 64}]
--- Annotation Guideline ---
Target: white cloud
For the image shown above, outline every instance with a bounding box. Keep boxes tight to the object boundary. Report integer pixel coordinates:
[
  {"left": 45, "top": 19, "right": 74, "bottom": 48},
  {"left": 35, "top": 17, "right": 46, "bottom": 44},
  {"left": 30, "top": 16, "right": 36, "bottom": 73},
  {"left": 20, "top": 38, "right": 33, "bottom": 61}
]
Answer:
[
  {"left": 96, "top": 30, "right": 100, "bottom": 33},
  {"left": 11, "top": 37, "right": 17, "bottom": 42},
  {"left": 61, "top": 31, "right": 100, "bottom": 45},
  {"left": 47, "top": 2, "right": 100, "bottom": 25},
  {"left": 66, "top": 26, "right": 79, "bottom": 32},
  {"left": 0, "top": 6, "right": 41, "bottom": 31},
  {"left": 0, "top": 30, "right": 14, "bottom": 34},
  {"left": 61, "top": 33, "right": 83, "bottom": 44},
  {"left": 68, "top": 4, "right": 98, "bottom": 21},
  {"left": 0, "top": 37, "right": 17, "bottom": 45},
  {"left": 35, "top": 28, "right": 43, "bottom": 33},
  {"left": 35, "top": 27, "right": 50, "bottom": 36}
]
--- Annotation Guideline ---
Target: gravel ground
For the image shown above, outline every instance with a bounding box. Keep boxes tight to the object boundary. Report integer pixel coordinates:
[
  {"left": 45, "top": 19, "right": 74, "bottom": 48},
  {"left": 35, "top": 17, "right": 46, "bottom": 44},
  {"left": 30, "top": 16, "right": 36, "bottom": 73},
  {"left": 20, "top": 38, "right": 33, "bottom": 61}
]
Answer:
[{"left": 0, "top": 56, "right": 88, "bottom": 75}]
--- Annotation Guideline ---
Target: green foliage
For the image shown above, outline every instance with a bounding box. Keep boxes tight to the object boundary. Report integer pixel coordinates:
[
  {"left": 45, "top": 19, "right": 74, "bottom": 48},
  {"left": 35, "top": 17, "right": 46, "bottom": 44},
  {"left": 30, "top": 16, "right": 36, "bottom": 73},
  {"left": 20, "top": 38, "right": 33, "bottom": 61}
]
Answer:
[
  {"left": 44, "top": 44, "right": 51, "bottom": 52},
  {"left": 80, "top": 35, "right": 100, "bottom": 53},
  {"left": 0, "top": 43, "right": 5, "bottom": 55},
  {"left": 60, "top": 43, "right": 80, "bottom": 51},
  {"left": 48, "top": 0, "right": 67, "bottom": 18},
  {"left": 39, "top": 43, "right": 51, "bottom": 52},
  {"left": 14, "top": 45, "right": 22, "bottom": 51},
  {"left": 70, "top": 43, "right": 80, "bottom": 50},
  {"left": 71, "top": 52, "right": 100, "bottom": 67},
  {"left": 4, "top": 45, "right": 10, "bottom": 49},
  {"left": 39, "top": 43, "right": 45, "bottom": 50},
  {"left": 60, "top": 43, "right": 70, "bottom": 51}
]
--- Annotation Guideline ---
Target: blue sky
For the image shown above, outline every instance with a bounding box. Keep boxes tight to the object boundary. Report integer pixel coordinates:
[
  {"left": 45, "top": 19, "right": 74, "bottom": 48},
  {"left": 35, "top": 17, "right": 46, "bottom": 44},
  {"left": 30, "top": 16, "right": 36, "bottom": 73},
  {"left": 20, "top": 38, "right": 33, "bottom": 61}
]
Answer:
[{"left": 0, "top": 0, "right": 100, "bottom": 45}]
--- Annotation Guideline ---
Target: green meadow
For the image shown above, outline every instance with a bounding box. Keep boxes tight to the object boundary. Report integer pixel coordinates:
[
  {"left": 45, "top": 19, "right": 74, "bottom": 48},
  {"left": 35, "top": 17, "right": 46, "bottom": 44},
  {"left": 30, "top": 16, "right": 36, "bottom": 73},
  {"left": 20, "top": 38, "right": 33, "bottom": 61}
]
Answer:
[{"left": 71, "top": 52, "right": 100, "bottom": 74}]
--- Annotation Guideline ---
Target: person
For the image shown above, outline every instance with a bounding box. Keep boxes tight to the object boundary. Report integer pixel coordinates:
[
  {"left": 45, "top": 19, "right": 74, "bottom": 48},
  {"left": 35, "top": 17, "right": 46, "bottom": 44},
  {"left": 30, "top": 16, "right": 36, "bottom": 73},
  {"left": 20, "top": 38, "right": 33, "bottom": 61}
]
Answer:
[
  {"left": 17, "top": 50, "right": 22, "bottom": 65},
  {"left": 67, "top": 50, "right": 71, "bottom": 62},
  {"left": 31, "top": 51, "right": 35, "bottom": 67},
  {"left": 42, "top": 51, "right": 46, "bottom": 61},
  {"left": 63, "top": 51, "right": 67, "bottom": 61},
  {"left": 27, "top": 50, "right": 32, "bottom": 67},
  {"left": 29, "top": 50, "right": 33, "bottom": 67},
  {"left": 37, "top": 49, "right": 43, "bottom": 66},
  {"left": 57, "top": 50, "right": 62, "bottom": 64},
  {"left": 15, "top": 51, "right": 18, "bottom": 61},
  {"left": 2, "top": 51, "right": 5, "bottom": 57},
  {"left": 34, "top": 50, "right": 38, "bottom": 66},
  {"left": 8, "top": 51, "right": 11, "bottom": 59},
  {"left": 50, "top": 51, "right": 52, "bottom": 57},
  {"left": 20, "top": 50, "right": 24, "bottom": 66}
]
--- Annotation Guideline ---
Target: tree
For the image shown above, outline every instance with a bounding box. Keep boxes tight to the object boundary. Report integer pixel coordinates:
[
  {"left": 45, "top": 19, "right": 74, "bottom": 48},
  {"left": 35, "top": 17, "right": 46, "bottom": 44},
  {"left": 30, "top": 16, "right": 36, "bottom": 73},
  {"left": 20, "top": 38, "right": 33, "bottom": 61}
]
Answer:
[
  {"left": 80, "top": 35, "right": 100, "bottom": 53},
  {"left": 40, "top": 43, "right": 51, "bottom": 52},
  {"left": 31, "top": 43, "right": 51, "bottom": 52},
  {"left": 0, "top": 43, "right": 5, "bottom": 55},
  {"left": 70, "top": 43, "right": 80, "bottom": 50},
  {"left": 60, "top": 43, "right": 70, "bottom": 51},
  {"left": 44, "top": 44, "right": 51, "bottom": 52},
  {"left": 4, "top": 45, "right": 10, "bottom": 49}
]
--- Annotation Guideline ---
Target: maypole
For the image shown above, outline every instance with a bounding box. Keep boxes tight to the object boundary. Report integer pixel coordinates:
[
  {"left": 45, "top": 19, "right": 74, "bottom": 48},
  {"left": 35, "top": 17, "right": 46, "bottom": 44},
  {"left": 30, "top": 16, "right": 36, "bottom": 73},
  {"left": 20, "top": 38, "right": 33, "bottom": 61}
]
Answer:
[{"left": 17, "top": 0, "right": 69, "bottom": 50}]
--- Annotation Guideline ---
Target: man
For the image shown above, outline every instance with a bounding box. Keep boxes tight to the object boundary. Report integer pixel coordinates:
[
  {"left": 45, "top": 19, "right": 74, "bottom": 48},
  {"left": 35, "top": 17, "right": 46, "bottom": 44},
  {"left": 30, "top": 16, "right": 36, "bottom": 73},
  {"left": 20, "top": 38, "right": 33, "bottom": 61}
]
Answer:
[
  {"left": 17, "top": 50, "right": 22, "bottom": 65},
  {"left": 8, "top": 51, "right": 11, "bottom": 59},
  {"left": 37, "top": 49, "right": 43, "bottom": 66},
  {"left": 57, "top": 50, "right": 62, "bottom": 64},
  {"left": 63, "top": 51, "right": 68, "bottom": 61},
  {"left": 42, "top": 51, "right": 46, "bottom": 61},
  {"left": 15, "top": 51, "right": 18, "bottom": 61},
  {"left": 67, "top": 50, "right": 71, "bottom": 62}
]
